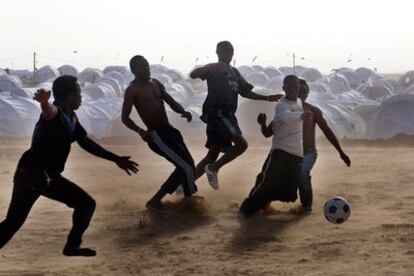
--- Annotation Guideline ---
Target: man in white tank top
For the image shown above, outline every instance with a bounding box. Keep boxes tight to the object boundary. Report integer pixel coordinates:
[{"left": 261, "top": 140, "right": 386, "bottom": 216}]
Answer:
[{"left": 239, "top": 75, "right": 312, "bottom": 217}]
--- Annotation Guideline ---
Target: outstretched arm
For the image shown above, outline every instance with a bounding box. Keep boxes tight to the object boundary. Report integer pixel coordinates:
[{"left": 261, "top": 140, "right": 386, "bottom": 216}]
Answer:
[
  {"left": 257, "top": 113, "right": 273, "bottom": 138},
  {"left": 242, "top": 91, "right": 283, "bottom": 102},
  {"left": 160, "top": 85, "right": 192, "bottom": 122},
  {"left": 316, "top": 111, "right": 351, "bottom": 167},
  {"left": 121, "top": 87, "right": 152, "bottom": 142},
  {"left": 77, "top": 136, "right": 139, "bottom": 175},
  {"left": 33, "top": 89, "right": 58, "bottom": 120},
  {"left": 190, "top": 62, "right": 229, "bottom": 79}
]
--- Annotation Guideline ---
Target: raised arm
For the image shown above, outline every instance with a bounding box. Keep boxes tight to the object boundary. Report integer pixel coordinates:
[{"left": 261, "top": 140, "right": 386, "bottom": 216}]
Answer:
[
  {"left": 77, "top": 136, "right": 139, "bottom": 175},
  {"left": 315, "top": 110, "right": 351, "bottom": 167},
  {"left": 190, "top": 62, "right": 229, "bottom": 79},
  {"left": 121, "top": 87, "right": 152, "bottom": 142},
  {"left": 190, "top": 64, "right": 211, "bottom": 79},
  {"left": 33, "top": 89, "right": 58, "bottom": 120},
  {"left": 257, "top": 113, "right": 273, "bottom": 138}
]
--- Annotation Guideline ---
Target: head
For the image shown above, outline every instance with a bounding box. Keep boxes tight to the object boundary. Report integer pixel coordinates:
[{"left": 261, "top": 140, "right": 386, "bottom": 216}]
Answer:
[
  {"left": 129, "top": 55, "right": 150, "bottom": 82},
  {"left": 216, "top": 41, "right": 234, "bottom": 64},
  {"left": 282, "top": 75, "right": 300, "bottom": 100},
  {"left": 298, "top": 79, "right": 310, "bottom": 101},
  {"left": 52, "top": 75, "right": 82, "bottom": 110}
]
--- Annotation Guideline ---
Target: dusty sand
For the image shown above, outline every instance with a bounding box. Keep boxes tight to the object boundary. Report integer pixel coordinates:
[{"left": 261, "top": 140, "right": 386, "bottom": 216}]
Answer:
[{"left": 1, "top": 135, "right": 414, "bottom": 275}]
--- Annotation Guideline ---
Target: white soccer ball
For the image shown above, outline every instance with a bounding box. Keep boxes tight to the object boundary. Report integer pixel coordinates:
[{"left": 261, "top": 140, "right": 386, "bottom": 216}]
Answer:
[{"left": 324, "top": 196, "right": 351, "bottom": 224}]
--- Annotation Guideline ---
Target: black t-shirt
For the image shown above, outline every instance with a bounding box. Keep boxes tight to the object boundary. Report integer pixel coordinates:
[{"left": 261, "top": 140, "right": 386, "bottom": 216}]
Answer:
[
  {"left": 18, "top": 107, "right": 87, "bottom": 175},
  {"left": 200, "top": 67, "right": 253, "bottom": 116}
]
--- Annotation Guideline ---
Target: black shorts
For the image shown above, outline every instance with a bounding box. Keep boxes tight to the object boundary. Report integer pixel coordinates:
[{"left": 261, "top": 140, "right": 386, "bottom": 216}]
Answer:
[
  {"left": 204, "top": 110, "right": 242, "bottom": 151},
  {"left": 148, "top": 124, "right": 197, "bottom": 196}
]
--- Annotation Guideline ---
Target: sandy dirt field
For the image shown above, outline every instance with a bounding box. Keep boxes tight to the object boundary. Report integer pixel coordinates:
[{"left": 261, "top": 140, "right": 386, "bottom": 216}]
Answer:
[{"left": 1, "top": 136, "right": 414, "bottom": 275}]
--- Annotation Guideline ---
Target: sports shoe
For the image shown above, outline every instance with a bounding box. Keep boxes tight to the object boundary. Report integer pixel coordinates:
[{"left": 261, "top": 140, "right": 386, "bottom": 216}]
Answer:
[
  {"left": 205, "top": 164, "right": 219, "bottom": 190},
  {"left": 63, "top": 245, "right": 96, "bottom": 257},
  {"left": 175, "top": 184, "right": 184, "bottom": 195},
  {"left": 303, "top": 205, "right": 313, "bottom": 214},
  {"left": 145, "top": 201, "right": 169, "bottom": 213}
]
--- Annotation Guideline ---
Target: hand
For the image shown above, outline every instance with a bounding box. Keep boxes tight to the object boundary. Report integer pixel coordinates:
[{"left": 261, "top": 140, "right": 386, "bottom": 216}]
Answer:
[
  {"left": 181, "top": 111, "right": 192, "bottom": 122},
  {"left": 268, "top": 94, "right": 283, "bottom": 102},
  {"left": 116, "top": 156, "right": 139, "bottom": 175},
  {"left": 33, "top": 89, "right": 51, "bottom": 104},
  {"left": 340, "top": 152, "right": 351, "bottom": 167},
  {"left": 138, "top": 129, "right": 153, "bottom": 143},
  {"left": 257, "top": 113, "right": 267, "bottom": 125},
  {"left": 301, "top": 111, "right": 313, "bottom": 121}
]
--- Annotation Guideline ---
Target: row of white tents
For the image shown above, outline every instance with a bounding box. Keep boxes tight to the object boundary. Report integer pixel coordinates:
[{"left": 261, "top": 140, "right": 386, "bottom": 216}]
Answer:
[{"left": 1, "top": 64, "right": 414, "bottom": 140}]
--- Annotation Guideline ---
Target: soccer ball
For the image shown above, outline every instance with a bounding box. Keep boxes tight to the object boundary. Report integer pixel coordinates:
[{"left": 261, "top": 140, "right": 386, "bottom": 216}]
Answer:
[{"left": 324, "top": 196, "right": 351, "bottom": 224}]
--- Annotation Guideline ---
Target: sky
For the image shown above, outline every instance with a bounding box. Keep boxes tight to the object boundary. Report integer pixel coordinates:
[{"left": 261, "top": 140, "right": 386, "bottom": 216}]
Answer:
[{"left": 0, "top": 0, "right": 413, "bottom": 74}]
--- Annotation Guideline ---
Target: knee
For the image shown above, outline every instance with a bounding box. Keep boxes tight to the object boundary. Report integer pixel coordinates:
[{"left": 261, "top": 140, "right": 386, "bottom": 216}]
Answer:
[
  {"left": 78, "top": 196, "right": 96, "bottom": 213},
  {"left": 237, "top": 139, "right": 248, "bottom": 153}
]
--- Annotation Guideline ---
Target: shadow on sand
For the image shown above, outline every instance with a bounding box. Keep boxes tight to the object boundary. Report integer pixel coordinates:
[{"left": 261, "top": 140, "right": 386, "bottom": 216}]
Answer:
[
  {"left": 227, "top": 206, "right": 307, "bottom": 254},
  {"left": 112, "top": 196, "right": 212, "bottom": 247}
]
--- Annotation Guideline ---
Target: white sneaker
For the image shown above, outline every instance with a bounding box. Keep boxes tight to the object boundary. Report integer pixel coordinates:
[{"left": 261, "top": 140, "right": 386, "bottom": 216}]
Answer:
[
  {"left": 205, "top": 164, "right": 219, "bottom": 190},
  {"left": 175, "top": 184, "right": 184, "bottom": 195}
]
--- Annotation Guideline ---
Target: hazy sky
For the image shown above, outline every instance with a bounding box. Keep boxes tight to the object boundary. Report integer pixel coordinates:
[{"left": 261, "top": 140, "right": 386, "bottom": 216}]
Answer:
[{"left": 1, "top": 0, "right": 413, "bottom": 73}]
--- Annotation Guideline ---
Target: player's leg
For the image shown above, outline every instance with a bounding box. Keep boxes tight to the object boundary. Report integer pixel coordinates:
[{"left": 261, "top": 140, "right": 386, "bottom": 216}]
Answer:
[
  {"left": 0, "top": 169, "right": 40, "bottom": 249},
  {"left": 298, "top": 150, "right": 318, "bottom": 212},
  {"left": 42, "top": 175, "right": 96, "bottom": 256}
]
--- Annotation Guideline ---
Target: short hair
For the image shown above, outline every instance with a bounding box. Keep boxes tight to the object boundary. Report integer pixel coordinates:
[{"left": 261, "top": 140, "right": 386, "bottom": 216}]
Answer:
[
  {"left": 52, "top": 75, "right": 78, "bottom": 102},
  {"left": 299, "top": 79, "right": 309, "bottom": 90},
  {"left": 216, "top": 41, "right": 233, "bottom": 51},
  {"left": 129, "top": 55, "right": 147, "bottom": 72},
  {"left": 283, "top": 75, "right": 299, "bottom": 86}
]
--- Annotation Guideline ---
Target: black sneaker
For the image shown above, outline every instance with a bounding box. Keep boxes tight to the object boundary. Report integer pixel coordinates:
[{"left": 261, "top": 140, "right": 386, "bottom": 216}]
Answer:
[
  {"left": 63, "top": 245, "right": 96, "bottom": 257},
  {"left": 145, "top": 201, "right": 169, "bottom": 213},
  {"left": 303, "top": 206, "right": 313, "bottom": 214}
]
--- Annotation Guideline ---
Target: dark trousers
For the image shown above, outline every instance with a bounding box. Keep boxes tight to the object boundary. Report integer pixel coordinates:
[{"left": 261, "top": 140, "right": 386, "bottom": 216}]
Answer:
[
  {"left": 149, "top": 126, "right": 197, "bottom": 196},
  {"left": 0, "top": 168, "right": 96, "bottom": 249},
  {"left": 240, "top": 149, "right": 302, "bottom": 216}
]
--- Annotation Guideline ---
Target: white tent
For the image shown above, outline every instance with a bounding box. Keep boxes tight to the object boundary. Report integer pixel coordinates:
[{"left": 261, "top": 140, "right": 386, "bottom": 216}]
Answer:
[
  {"left": 245, "top": 71, "right": 269, "bottom": 87},
  {"left": 33, "top": 65, "right": 60, "bottom": 84},
  {"left": 299, "top": 68, "right": 323, "bottom": 82},
  {"left": 399, "top": 71, "right": 414, "bottom": 89},
  {"left": 0, "top": 75, "right": 23, "bottom": 93},
  {"left": 368, "top": 94, "right": 414, "bottom": 139},
  {"left": 8, "top": 69, "right": 33, "bottom": 81},
  {"left": 356, "top": 80, "right": 393, "bottom": 101},
  {"left": 266, "top": 76, "right": 284, "bottom": 91},
  {"left": 0, "top": 92, "right": 40, "bottom": 136},
  {"left": 76, "top": 98, "right": 123, "bottom": 138},
  {"left": 335, "top": 69, "right": 361, "bottom": 88},
  {"left": 164, "top": 69, "right": 185, "bottom": 82},
  {"left": 279, "top": 66, "right": 294, "bottom": 75},
  {"left": 103, "top": 66, "right": 129, "bottom": 75},
  {"left": 104, "top": 71, "right": 128, "bottom": 88},
  {"left": 58, "top": 65, "right": 79, "bottom": 77},
  {"left": 323, "top": 73, "right": 351, "bottom": 93},
  {"left": 96, "top": 76, "right": 123, "bottom": 97},
  {"left": 79, "top": 68, "right": 103, "bottom": 84},
  {"left": 82, "top": 83, "right": 117, "bottom": 99},
  {"left": 263, "top": 66, "right": 284, "bottom": 79},
  {"left": 237, "top": 65, "right": 255, "bottom": 77}
]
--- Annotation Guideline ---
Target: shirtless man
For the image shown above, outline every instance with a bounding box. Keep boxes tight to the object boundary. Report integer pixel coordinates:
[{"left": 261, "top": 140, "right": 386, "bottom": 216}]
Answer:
[
  {"left": 298, "top": 79, "right": 351, "bottom": 213},
  {"left": 122, "top": 55, "right": 197, "bottom": 212},
  {"left": 190, "top": 41, "right": 282, "bottom": 189}
]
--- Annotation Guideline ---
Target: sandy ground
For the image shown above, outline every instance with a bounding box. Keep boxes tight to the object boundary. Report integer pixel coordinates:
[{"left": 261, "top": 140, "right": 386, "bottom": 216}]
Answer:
[{"left": 1, "top": 136, "right": 414, "bottom": 275}]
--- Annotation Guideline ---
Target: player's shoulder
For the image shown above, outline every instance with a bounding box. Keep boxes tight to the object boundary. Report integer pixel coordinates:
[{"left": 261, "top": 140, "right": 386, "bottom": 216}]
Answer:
[{"left": 306, "top": 102, "right": 322, "bottom": 114}]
